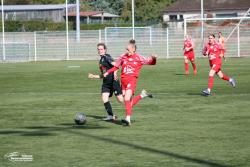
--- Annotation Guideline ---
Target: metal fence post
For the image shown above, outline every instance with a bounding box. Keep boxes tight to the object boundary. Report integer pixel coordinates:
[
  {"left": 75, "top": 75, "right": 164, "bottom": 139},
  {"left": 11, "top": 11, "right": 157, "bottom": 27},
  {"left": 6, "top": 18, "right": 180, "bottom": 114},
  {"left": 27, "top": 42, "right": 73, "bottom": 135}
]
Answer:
[
  {"left": 34, "top": 31, "right": 37, "bottom": 62},
  {"left": 166, "top": 27, "right": 169, "bottom": 59},
  {"left": 99, "top": 29, "right": 102, "bottom": 43},
  {"left": 237, "top": 26, "right": 240, "bottom": 57}
]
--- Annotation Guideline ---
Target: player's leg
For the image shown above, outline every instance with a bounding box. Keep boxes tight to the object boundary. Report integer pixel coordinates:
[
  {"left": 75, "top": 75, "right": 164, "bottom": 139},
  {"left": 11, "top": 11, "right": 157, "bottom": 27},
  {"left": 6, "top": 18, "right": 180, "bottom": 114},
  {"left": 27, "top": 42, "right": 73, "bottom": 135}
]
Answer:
[
  {"left": 217, "top": 71, "right": 236, "bottom": 87},
  {"left": 131, "top": 89, "right": 153, "bottom": 107},
  {"left": 190, "top": 54, "right": 197, "bottom": 75},
  {"left": 202, "top": 69, "right": 216, "bottom": 96},
  {"left": 184, "top": 56, "right": 189, "bottom": 75},
  {"left": 101, "top": 86, "right": 116, "bottom": 121},
  {"left": 122, "top": 89, "right": 133, "bottom": 126},
  {"left": 113, "top": 80, "right": 124, "bottom": 104}
]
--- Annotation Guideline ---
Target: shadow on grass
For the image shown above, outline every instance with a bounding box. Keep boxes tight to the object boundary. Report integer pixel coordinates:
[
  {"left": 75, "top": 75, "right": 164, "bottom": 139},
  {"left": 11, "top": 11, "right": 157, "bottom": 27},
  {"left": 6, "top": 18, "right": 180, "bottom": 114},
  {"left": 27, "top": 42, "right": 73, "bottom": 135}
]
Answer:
[
  {"left": 175, "top": 73, "right": 187, "bottom": 76},
  {"left": 67, "top": 130, "right": 232, "bottom": 167},
  {"left": 0, "top": 125, "right": 231, "bottom": 167},
  {"left": 187, "top": 93, "right": 204, "bottom": 96},
  {"left": 0, "top": 124, "right": 107, "bottom": 136},
  {"left": 86, "top": 114, "right": 124, "bottom": 126}
]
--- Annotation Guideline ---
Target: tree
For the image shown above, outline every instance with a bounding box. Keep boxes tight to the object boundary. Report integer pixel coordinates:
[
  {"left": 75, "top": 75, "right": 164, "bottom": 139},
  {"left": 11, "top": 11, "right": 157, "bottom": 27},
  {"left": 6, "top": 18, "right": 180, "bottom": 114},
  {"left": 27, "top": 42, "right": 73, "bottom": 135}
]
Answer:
[{"left": 121, "top": 0, "right": 176, "bottom": 23}]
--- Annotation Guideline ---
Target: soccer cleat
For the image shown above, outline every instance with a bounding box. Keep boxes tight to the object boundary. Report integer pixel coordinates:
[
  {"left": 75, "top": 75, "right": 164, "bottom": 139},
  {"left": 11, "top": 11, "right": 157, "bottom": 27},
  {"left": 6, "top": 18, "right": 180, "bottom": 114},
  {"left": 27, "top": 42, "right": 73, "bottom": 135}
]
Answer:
[
  {"left": 140, "top": 89, "right": 153, "bottom": 98},
  {"left": 121, "top": 119, "right": 131, "bottom": 126},
  {"left": 229, "top": 78, "right": 236, "bottom": 88},
  {"left": 202, "top": 89, "right": 211, "bottom": 96},
  {"left": 103, "top": 115, "right": 117, "bottom": 121},
  {"left": 185, "top": 71, "right": 189, "bottom": 75}
]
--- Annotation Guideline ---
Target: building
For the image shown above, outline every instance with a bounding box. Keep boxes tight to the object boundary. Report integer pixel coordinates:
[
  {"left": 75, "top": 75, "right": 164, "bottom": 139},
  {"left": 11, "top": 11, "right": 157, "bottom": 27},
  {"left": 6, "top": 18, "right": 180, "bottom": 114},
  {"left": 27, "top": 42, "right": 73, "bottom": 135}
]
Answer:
[
  {"left": 0, "top": 4, "right": 76, "bottom": 22},
  {"left": 67, "top": 11, "right": 120, "bottom": 24},
  {"left": 163, "top": 0, "right": 250, "bottom": 28}
]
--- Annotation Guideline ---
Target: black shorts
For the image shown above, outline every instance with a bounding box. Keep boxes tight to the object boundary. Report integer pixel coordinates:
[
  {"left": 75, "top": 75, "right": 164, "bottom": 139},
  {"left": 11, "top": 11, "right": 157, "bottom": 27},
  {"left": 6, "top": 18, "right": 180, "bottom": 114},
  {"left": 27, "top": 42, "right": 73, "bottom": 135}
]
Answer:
[{"left": 101, "top": 80, "right": 122, "bottom": 97}]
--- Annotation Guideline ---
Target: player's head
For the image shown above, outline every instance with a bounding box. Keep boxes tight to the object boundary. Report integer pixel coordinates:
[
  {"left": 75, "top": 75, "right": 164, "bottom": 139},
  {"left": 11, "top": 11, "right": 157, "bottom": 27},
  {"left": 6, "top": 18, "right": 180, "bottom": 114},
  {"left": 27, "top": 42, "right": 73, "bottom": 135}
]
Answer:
[
  {"left": 184, "top": 35, "right": 191, "bottom": 41},
  {"left": 218, "top": 32, "right": 222, "bottom": 37},
  {"left": 97, "top": 43, "right": 107, "bottom": 56},
  {"left": 208, "top": 34, "right": 216, "bottom": 44},
  {"left": 126, "top": 39, "right": 137, "bottom": 55}
]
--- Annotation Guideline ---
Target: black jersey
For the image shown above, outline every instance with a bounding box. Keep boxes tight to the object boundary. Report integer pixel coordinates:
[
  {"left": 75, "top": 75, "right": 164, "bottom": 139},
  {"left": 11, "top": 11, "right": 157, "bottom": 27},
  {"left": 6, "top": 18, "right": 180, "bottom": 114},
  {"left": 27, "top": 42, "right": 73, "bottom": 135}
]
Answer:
[{"left": 99, "top": 54, "right": 115, "bottom": 84}]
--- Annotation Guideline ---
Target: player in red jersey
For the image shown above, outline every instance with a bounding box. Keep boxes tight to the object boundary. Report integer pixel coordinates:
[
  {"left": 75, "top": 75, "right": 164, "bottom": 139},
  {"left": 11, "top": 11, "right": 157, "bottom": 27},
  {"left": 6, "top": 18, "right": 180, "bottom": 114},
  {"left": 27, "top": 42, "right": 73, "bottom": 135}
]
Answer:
[
  {"left": 183, "top": 35, "right": 197, "bottom": 75},
  {"left": 218, "top": 32, "right": 226, "bottom": 60},
  {"left": 103, "top": 39, "right": 157, "bottom": 126},
  {"left": 202, "top": 34, "right": 236, "bottom": 96}
]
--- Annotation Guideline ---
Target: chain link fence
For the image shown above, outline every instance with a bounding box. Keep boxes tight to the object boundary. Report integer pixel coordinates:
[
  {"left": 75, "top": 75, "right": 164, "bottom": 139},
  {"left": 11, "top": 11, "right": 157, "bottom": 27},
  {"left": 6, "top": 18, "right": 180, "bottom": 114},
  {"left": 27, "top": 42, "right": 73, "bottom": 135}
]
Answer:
[{"left": 0, "top": 26, "right": 250, "bottom": 62}]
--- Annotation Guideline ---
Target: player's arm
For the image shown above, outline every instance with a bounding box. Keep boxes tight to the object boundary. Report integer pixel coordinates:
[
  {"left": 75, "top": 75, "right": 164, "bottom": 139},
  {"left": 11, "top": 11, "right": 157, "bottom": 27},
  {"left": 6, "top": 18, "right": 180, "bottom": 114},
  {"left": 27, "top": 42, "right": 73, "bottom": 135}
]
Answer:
[
  {"left": 140, "top": 54, "right": 157, "bottom": 65},
  {"left": 88, "top": 73, "right": 103, "bottom": 79},
  {"left": 202, "top": 45, "right": 209, "bottom": 56}
]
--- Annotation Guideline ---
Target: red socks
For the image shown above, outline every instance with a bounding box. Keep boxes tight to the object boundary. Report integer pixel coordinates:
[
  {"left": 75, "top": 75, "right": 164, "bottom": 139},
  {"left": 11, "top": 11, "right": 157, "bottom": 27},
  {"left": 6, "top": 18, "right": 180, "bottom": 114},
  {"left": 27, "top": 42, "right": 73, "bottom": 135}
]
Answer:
[
  {"left": 208, "top": 76, "right": 214, "bottom": 89},
  {"left": 222, "top": 74, "right": 230, "bottom": 81},
  {"left": 131, "top": 95, "right": 142, "bottom": 107},
  {"left": 185, "top": 63, "right": 189, "bottom": 74},
  {"left": 192, "top": 62, "right": 197, "bottom": 74},
  {"left": 125, "top": 100, "right": 132, "bottom": 116},
  {"left": 124, "top": 95, "right": 143, "bottom": 116}
]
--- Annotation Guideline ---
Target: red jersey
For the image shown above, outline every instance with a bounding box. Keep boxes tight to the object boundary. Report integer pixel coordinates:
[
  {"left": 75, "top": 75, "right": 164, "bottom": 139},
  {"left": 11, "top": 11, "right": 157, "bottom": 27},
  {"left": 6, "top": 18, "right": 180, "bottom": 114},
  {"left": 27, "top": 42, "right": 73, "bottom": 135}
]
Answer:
[
  {"left": 106, "top": 53, "right": 156, "bottom": 78},
  {"left": 203, "top": 42, "right": 222, "bottom": 63},
  {"left": 184, "top": 39, "right": 194, "bottom": 55}
]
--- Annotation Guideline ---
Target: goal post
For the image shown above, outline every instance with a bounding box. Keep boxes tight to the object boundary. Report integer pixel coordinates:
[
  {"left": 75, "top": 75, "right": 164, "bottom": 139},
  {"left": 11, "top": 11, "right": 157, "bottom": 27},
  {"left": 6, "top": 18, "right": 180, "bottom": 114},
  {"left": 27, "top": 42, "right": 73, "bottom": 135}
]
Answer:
[
  {"left": 104, "top": 27, "right": 152, "bottom": 45},
  {"left": 0, "top": 42, "right": 31, "bottom": 62},
  {"left": 184, "top": 16, "right": 250, "bottom": 58}
]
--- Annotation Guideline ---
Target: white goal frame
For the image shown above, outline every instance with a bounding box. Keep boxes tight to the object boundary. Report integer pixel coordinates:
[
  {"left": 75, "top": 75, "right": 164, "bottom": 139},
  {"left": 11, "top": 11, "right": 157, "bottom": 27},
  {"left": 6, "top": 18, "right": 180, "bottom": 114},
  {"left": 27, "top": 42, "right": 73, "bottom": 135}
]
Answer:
[
  {"left": 1, "top": 42, "right": 31, "bottom": 62},
  {"left": 104, "top": 26, "right": 152, "bottom": 45},
  {"left": 184, "top": 16, "right": 250, "bottom": 57}
]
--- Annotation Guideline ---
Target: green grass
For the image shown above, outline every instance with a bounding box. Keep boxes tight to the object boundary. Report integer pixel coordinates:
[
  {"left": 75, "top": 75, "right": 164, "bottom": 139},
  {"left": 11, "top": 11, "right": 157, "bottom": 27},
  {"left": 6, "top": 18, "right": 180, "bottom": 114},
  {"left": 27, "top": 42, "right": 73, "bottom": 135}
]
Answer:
[{"left": 0, "top": 58, "right": 250, "bottom": 167}]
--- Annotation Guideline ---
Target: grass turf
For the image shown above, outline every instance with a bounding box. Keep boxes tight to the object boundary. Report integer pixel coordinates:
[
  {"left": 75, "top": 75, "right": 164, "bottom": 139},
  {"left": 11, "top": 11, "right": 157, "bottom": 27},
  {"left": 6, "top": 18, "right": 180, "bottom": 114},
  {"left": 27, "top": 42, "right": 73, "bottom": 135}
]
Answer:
[{"left": 0, "top": 58, "right": 250, "bottom": 167}]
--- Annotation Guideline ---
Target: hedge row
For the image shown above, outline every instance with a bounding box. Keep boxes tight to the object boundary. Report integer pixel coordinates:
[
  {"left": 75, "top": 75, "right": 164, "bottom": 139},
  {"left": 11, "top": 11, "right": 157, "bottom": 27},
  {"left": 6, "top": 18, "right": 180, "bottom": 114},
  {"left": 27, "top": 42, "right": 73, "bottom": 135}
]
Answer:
[{"left": 0, "top": 21, "right": 146, "bottom": 32}]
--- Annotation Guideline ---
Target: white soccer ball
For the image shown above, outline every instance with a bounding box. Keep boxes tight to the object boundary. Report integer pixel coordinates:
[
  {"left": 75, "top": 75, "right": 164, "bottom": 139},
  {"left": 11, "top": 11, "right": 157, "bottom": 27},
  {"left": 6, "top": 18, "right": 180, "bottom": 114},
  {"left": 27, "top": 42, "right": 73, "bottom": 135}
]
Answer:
[{"left": 74, "top": 113, "right": 87, "bottom": 125}]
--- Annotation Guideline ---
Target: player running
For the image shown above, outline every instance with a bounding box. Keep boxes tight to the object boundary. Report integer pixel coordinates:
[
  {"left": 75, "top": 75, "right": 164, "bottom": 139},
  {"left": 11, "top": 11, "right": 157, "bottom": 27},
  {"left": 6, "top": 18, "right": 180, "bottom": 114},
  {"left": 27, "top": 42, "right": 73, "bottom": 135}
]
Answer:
[
  {"left": 88, "top": 43, "right": 123, "bottom": 121},
  {"left": 202, "top": 34, "right": 236, "bottom": 96},
  {"left": 218, "top": 32, "right": 226, "bottom": 60},
  {"left": 183, "top": 35, "right": 197, "bottom": 75},
  {"left": 103, "top": 39, "right": 157, "bottom": 126}
]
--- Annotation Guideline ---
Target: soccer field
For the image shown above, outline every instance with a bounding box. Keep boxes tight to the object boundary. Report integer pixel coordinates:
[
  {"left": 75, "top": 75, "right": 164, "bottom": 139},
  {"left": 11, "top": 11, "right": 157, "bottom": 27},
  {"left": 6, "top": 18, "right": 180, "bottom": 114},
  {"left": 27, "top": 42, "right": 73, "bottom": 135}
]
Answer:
[{"left": 0, "top": 58, "right": 250, "bottom": 167}]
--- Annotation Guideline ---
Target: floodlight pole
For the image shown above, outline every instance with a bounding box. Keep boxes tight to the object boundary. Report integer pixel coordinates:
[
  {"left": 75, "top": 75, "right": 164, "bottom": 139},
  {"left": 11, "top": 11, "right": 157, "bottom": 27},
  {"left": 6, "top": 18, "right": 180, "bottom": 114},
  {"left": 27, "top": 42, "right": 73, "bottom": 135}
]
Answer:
[
  {"left": 201, "top": 0, "right": 204, "bottom": 48},
  {"left": 66, "top": 0, "right": 69, "bottom": 60},
  {"left": 76, "top": 0, "right": 80, "bottom": 42},
  {"left": 1, "top": 0, "right": 5, "bottom": 61},
  {"left": 132, "top": 0, "right": 135, "bottom": 39}
]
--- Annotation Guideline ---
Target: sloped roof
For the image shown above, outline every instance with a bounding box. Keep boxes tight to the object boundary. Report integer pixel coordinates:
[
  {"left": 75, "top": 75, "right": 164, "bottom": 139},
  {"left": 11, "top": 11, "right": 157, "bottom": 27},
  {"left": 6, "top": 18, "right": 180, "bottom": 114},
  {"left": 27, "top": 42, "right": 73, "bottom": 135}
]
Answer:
[
  {"left": 0, "top": 4, "right": 76, "bottom": 11},
  {"left": 68, "top": 11, "right": 119, "bottom": 18},
  {"left": 164, "top": 0, "right": 250, "bottom": 13}
]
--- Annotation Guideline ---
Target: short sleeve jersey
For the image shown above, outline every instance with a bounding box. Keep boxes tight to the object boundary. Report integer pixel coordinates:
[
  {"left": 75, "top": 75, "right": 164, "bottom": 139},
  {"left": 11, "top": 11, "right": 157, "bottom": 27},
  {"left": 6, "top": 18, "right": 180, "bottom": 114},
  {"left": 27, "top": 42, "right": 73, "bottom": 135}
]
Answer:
[{"left": 99, "top": 54, "right": 115, "bottom": 83}]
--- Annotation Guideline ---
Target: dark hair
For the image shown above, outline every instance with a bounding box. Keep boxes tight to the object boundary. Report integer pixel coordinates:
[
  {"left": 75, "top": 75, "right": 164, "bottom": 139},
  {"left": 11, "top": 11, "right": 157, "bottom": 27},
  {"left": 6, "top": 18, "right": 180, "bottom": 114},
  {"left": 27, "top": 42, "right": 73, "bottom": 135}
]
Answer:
[
  {"left": 97, "top": 43, "right": 107, "bottom": 50},
  {"left": 218, "top": 32, "right": 222, "bottom": 34},
  {"left": 208, "top": 34, "right": 215, "bottom": 38},
  {"left": 129, "top": 39, "right": 137, "bottom": 50}
]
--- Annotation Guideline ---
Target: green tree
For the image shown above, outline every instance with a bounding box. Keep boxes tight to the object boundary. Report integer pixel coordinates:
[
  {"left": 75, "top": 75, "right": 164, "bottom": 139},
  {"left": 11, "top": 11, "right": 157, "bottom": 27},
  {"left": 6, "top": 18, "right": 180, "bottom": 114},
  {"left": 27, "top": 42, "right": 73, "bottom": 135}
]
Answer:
[{"left": 121, "top": 0, "right": 176, "bottom": 23}]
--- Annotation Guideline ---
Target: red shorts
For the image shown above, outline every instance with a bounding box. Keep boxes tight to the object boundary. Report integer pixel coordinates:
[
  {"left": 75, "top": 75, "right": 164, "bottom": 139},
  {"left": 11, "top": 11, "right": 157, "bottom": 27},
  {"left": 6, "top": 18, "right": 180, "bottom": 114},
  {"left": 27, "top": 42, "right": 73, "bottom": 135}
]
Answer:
[
  {"left": 209, "top": 59, "right": 222, "bottom": 73},
  {"left": 121, "top": 77, "right": 137, "bottom": 94},
  {"left": 184, "top": 52, "right": 195, "bottom": 61}
]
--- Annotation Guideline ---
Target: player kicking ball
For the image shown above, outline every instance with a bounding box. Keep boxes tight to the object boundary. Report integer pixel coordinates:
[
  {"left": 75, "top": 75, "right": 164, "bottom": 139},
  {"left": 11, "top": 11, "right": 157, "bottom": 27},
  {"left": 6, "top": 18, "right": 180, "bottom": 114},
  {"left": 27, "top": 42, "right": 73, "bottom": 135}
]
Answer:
[
  {"left": 103, "top": 39, "right": 157, "bottom": 126},
  {"left": 202, "top": 34, "right": 236, "bottom": 96},
  {"left": 88, "top": 43, "right": 123, "bottom": 121},
  {"left": 183, "top": 35, "right": 197, "bottom": 75}
]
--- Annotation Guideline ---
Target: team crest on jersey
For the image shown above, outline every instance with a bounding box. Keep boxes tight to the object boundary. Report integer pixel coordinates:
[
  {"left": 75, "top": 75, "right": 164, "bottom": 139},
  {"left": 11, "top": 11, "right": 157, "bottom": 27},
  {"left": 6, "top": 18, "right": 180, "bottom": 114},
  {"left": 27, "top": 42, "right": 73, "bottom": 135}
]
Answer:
[
  {"left": 128, "top": 58, "right": 133, "bottom": 61},
  {"left": 210, "top": 46, "right": 214, "bottom": 49}
]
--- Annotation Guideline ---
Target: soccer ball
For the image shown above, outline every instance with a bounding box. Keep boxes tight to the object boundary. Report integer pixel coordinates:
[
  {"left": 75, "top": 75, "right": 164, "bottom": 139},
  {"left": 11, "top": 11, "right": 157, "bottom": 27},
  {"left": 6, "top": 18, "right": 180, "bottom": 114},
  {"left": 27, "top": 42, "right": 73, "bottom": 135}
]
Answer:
[{"left": 74, "top": 113, "right": 87, "bottom": 125}]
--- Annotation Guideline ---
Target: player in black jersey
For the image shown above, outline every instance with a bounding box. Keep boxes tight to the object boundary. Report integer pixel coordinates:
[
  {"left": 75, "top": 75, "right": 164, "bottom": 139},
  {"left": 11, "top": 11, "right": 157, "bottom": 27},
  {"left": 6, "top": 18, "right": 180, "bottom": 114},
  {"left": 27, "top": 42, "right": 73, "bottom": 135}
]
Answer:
[{"left": 88, "top": 43, "right": 123, "bottom": 121}]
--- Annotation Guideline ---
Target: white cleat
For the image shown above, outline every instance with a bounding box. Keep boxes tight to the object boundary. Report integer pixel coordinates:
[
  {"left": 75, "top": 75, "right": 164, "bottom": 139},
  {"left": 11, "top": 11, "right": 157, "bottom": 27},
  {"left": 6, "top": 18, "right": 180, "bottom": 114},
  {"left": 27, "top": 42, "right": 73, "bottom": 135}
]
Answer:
[
  {"left": 140, "top": 89, "right": 153, "bottom": 98},
  {"left": 229, "top": 78, "right": 236, "bottom": 88}
]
